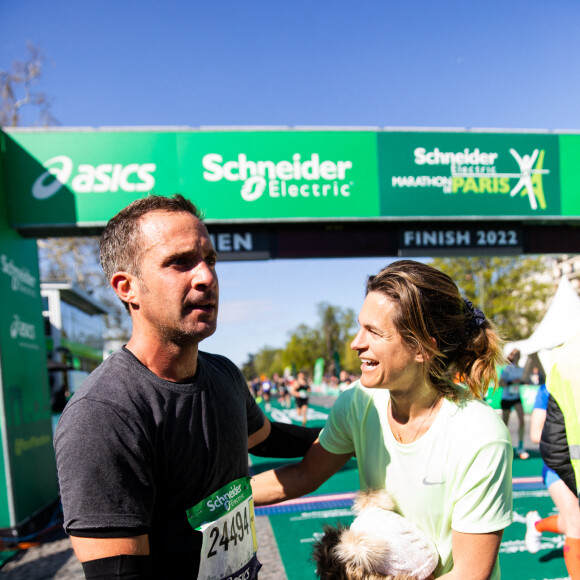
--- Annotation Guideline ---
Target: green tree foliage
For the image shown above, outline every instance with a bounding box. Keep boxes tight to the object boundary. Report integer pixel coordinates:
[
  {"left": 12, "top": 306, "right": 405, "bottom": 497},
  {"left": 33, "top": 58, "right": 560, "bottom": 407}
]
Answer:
[
  {"left": 340, "top": 338, "right": 362, "bottom": 375},
  {"left": 430, "top": 256, "right": 553, "bottom": 342},
  {"left": 242, "top": 302, "right": 359, "bottom": 380},
  {"left": 281, "top": 323, "right": 321, "bottom": 374},
  {"left": 240, "top": 346, "right": 284, "bottom": 380}
]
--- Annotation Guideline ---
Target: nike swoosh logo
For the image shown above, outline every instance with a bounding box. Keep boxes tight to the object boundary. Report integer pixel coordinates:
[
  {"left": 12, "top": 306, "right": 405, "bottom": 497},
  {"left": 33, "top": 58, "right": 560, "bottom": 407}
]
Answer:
[{"left": 422, "top": 477, "right": 445, "bottom": 486}]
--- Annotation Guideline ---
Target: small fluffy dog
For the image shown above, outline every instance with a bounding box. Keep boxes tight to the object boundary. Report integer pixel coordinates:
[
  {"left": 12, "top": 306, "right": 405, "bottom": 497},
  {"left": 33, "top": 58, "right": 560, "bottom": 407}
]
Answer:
[{"left": 312, "top": 489, "right": 439, "bottom": 580}]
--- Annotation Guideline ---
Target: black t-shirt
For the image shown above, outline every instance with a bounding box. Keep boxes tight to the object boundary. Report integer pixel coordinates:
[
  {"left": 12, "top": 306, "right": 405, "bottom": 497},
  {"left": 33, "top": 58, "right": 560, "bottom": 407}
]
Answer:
[{"left": 54, "top": 348, "right": 264, "bottom": 578}]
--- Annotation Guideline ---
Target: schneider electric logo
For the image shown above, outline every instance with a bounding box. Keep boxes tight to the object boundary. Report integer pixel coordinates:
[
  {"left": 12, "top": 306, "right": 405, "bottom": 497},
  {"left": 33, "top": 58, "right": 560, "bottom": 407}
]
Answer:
[
  {"left": 207, "top": 482, "right": 243, "bottom": 512},
  {"left": 32, "top": 155, "right": 157, "bottom": 200},
  {"left": 392, "top": 146, "right": 550, "bottom": 210},
  {"left": 1, "top": 255, "right": 37, "bottom": 297},
  {"left": 202, "top": 153, "right": 353, "bottom": 202}
]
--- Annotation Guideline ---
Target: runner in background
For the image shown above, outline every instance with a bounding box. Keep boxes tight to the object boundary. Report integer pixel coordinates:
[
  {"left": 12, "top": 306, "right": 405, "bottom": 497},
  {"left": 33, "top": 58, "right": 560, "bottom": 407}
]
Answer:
[
  {"left": 273, "top": 372, "right": 291, "bottom": 408},
  {"left": 530, "top": 366, "right": 545, "bottom": 387},
  {"left": 261, "top": 374, "right": 272, "bottom": 411},
  {"left": 500, "top": 349, "right": 529, "bottom": 459},
  {"left": 291, "top": 371, "right": 311, "bottom": 426},
  {"left": 525, "top": 382, "right": 580, "bottom": 555},
  {"left": 338, "top": 370, "right": 353, "bottom": 393},
  {"left": 250, "top": 376, "right": 262, "bottom": 402}
]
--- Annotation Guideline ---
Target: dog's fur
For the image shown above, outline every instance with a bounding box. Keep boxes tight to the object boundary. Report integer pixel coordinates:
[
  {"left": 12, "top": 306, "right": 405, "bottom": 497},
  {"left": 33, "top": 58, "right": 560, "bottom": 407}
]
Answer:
[{"left": 311, "top": 490, "right": 432, "bottom": 580}]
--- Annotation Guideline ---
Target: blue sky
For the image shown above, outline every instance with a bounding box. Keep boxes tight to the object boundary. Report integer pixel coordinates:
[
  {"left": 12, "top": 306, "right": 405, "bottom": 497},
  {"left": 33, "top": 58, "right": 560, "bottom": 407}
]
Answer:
[{"left": 2, "top": 0, "right": 580, "bottom": 365}]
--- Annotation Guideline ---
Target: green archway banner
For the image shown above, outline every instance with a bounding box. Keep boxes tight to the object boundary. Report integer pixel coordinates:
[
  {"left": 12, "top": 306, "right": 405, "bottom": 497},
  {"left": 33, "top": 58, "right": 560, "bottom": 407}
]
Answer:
[
  {"left": 0, "top": 125, "right": 579, "bottom": 533},
  {"left": 2, "top": 128, "right": 579, "bottom": 233}
]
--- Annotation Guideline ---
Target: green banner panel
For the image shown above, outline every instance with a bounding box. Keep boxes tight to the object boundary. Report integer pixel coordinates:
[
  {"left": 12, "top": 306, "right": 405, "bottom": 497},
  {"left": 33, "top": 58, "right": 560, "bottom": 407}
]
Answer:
[
  {"left": 378, "top": 132, "right": 561, "bottom": 217},
  {"left": 3, "top": 128, "right": 579, "bottom": 229},
  {"left": 177, "top": 131, "right": 379, "bottom": 221},
  {"left": 3, "top": 131, "right": 180, "bottom": 227},
  {"left": 0, "top": 150, "right": 58, "bottom": 527},
  {"left": 0, "top": 156, "right": 12, "bottom": 525},
  {"left": 3, "top": 130, "right": 380, "bottom": 227},
  {"left": 559, "top": 134, "right": 580, "bottom": 216}
]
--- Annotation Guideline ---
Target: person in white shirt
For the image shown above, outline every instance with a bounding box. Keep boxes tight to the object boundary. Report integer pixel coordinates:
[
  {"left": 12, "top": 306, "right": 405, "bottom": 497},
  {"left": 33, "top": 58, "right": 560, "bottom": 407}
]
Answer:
[{"left": 252, "top": 260, "right": 513, "bottom": 579}]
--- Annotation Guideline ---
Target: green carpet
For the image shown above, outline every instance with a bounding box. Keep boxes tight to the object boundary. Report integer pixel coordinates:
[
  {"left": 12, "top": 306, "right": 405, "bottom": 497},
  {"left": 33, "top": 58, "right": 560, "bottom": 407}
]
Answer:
[{"left": 0, "top": 549, "right": 19, "bottom": 568}]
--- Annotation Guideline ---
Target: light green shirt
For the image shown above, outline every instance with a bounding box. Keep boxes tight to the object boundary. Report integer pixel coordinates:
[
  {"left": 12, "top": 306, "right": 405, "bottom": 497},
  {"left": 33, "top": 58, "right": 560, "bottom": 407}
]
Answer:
[{"left": 319, "top": 381, "right": 513, "bottom": 578}]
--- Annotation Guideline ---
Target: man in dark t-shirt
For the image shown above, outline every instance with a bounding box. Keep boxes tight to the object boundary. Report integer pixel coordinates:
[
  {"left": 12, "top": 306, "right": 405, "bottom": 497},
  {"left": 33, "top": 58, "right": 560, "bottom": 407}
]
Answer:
[{"left": 55, "top": 195, "right": 317, "bottom": 580}]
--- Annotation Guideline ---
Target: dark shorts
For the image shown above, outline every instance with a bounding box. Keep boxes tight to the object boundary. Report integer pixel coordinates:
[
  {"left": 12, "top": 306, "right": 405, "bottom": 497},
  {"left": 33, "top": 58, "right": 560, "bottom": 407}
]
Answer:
[
  {"left": 501, "top": 397, "right": 522, "bottom": 411},
  {"left": 295, "top": 397, "right": 309, "bottom": 408}
]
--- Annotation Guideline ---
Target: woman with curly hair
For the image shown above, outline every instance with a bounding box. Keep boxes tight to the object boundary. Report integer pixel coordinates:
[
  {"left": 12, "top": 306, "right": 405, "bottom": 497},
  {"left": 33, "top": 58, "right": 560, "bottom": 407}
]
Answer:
[{"left": 252, "top": 260, "right": 512, "bottom": 579}]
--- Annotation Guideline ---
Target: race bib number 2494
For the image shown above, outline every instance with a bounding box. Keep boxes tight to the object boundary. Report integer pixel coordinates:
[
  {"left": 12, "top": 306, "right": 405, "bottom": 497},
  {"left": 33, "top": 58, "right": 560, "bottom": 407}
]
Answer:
[{"left": 186, "top": 477, "right": 260, "bottom": 580}]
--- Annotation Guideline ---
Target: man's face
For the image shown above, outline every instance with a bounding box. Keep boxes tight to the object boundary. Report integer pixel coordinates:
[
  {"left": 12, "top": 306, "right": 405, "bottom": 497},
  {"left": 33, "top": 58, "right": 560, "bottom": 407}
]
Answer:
[
  {"left": 132, "top": 210, "right": 219, "bottom": 345},
  {"left": 350, "top": 291, "right": 424, "bottom": 392}
]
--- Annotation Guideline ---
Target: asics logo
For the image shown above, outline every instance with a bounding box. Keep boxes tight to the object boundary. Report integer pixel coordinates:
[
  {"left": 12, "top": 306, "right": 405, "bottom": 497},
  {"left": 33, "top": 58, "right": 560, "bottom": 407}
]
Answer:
[
  {"left": 32, "top": 155, "right": 156, "bottom": 200},
  {"left": 32, "top": 155, "right": 73, "bottom": 200}
]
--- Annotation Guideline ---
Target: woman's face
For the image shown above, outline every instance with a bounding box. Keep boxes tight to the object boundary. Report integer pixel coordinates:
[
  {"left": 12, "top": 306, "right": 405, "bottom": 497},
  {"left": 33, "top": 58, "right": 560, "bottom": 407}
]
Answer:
[{"left": 350, "top": 292, "right": 425, "bottom": 391}]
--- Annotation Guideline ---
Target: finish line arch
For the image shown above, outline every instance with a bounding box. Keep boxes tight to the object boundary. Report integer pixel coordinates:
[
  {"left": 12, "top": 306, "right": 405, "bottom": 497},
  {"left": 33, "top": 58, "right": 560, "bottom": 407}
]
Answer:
[{"left": 0, "top": 126, "right": 579, "bottom": 533}]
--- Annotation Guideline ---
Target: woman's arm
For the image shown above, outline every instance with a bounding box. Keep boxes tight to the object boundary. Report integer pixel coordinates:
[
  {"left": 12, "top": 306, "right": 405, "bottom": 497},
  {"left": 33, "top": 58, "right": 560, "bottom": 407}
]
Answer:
[
  {"left": 251, "top": 440, "right": 352, "bottom": 506},
  {"left": 529, "top": 408, "right": 547, "bottom": 444},
  {"left": 439, "top": 529, "right": 503, "bottom": 580}
]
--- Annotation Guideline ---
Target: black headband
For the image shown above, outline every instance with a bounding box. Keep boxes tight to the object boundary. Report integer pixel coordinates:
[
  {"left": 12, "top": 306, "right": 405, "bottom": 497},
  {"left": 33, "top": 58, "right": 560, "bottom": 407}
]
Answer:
[{"left": 463, "top": 298, "right": 486, "bottom": 331}]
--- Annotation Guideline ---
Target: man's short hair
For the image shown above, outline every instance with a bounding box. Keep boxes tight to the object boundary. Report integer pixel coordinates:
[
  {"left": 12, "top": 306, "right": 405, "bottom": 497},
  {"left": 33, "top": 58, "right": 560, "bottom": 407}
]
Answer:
[{"left": 100, "top": 194, "right": 203, "bottom": 302}]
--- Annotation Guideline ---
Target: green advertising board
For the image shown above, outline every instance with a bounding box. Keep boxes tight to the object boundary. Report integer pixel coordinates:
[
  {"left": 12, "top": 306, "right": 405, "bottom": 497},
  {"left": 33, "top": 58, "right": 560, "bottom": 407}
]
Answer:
[
  {"left": 3, "top": 130, "right": 379, "bottom": 227},
  {"left": 0, "top": 153, "right": 58, "bottom": 530},
  {"left": 378, "top": 131, "right": 561, "bottom": 217},
  {"left": 2, "top": 128, "right": 579, "bottom": 231},
  {"left": 3, "top": 130, "right": 180, "bottom": 227},
  {"left": 559, "top": 134, "right": 580, "bottom": 216},
  {"left": 178, "top": 131, "right": 379, "bottom": 220}
]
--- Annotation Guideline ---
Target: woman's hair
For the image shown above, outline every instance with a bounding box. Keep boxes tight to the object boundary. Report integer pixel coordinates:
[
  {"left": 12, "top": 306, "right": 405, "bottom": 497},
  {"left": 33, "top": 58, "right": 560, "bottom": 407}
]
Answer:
[{"left": 366, "top": 260, "right": 505, "bottom": 399}]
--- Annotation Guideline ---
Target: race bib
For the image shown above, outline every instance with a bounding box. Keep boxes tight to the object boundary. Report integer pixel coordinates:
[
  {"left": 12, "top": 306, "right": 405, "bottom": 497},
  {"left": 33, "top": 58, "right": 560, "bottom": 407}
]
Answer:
[
  {"left": 186, "top": 477, "right": 261, "bottom": 580},
  {"left": 507, "top": 385, "right": 520, "bottom": 397}
]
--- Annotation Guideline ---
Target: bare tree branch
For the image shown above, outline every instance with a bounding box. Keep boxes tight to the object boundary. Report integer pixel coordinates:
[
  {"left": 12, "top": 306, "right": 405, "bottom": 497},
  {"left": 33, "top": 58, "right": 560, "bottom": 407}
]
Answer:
[{"left": 0, "top": 42, "right": 58, "bottom": 127}]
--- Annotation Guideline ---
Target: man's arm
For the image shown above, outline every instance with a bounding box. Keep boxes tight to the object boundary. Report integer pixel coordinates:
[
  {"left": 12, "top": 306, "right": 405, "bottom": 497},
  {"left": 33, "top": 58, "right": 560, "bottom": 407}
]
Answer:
[
  {"left": 251, "top": 440, "right": 352, "bottom": 505},
  {"left": 69, "top": 535, "right": 151, "bottom": 579},
  {"left": 70, "top": 535, "right": 150, "bottom": 561},
  {"left": 248, "top": 416, "right": 271, "bottom": 449},
  {"left": 439, "top": 529, "right": 503, "bottom": 580},
  {"left": 248, "top": 417, "right": 322, "bottom": 458}
]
